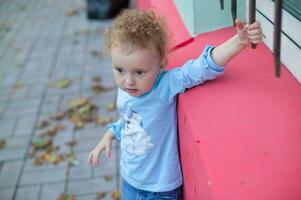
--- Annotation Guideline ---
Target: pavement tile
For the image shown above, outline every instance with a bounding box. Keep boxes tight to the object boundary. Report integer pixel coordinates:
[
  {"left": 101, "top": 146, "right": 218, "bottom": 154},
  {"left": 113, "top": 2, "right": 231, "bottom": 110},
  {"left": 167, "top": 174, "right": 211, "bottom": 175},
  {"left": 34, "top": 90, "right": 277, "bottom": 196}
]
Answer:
[
  {"left": 24, "top": 158, "right": 68, "bottom": 173},
  {"left": 68, "top": 151, "right": 92, "bottom": 181},
  {"left": 26, "top": 84, "right": 47, "bottom": 99},
  {"left": 39, "top": 95, "right": 61, "bottom": 115},
  {"left": 75, "top": 127, "right": 107, "bottom": 141},
  {"left": 75, "top": 192, "right": 116, "bottom": 200},
  {"left": 15, "top": 185, "right": 40, "bottom": 200},
  {"left": 0, "top": 147, "right": 27, "bottom": 161},
  {"left": 67, "top": 176, "right": 116, "bottom": 196},
  {"left": 0, "top": 135, "right": 30, "bottom": 148},
  {"left": 0, "top": 188, "right": 14, "bottom": 200},
  {"left": 39, "top": 182, "right": 65, "bottom": 200},
  {"left": 0, "top": 73, "right": 18, "bottom": 88},
  {"left": 0, "top": 88, "right": 12, "bottom": 102},
  {"left": 93, "top": 150, "right": 118, "bottom": 177},
  {"left": 0, "top": 118, "right": 16, "bottom": 137},
  {"left": 0, "top": 160, "right": 23, "bottom": 188},
  {"left": 10, "top": 84, "right": 29, "bottom": 99},
  {"left": 30, "top": 46, "right": 57, "bottom": 60},
  {"left": 14, "top": 115, "right": 37, "bottom": 136},
  {"left": 19, "top": 168, "right": 67, "bottom": 186}
]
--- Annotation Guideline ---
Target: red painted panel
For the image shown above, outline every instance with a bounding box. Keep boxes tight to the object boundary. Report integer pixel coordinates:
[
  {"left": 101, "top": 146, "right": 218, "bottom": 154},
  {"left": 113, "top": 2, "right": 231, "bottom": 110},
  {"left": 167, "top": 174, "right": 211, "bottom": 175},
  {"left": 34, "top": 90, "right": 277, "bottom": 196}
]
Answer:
[{"left": 173, "top": 27, "right": 301, "bottom": 200}]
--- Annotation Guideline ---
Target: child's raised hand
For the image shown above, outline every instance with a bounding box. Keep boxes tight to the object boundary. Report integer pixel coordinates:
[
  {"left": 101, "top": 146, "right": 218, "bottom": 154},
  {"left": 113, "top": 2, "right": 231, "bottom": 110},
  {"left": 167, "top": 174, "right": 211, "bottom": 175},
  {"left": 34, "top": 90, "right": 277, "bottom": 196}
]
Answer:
[
  {"left": 236, "top": 19, "right": 263, "bottom": 47},
  {"left": 88, "top": 132, "right": 113, "bottom": 167}
]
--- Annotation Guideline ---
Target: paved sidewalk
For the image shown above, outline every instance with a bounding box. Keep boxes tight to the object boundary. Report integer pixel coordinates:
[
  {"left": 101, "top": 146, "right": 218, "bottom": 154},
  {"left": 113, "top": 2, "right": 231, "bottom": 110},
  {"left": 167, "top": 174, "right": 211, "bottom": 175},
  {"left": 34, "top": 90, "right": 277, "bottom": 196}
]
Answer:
[{"left": 0, "top": 0, "right": 121, "bottom": 199}]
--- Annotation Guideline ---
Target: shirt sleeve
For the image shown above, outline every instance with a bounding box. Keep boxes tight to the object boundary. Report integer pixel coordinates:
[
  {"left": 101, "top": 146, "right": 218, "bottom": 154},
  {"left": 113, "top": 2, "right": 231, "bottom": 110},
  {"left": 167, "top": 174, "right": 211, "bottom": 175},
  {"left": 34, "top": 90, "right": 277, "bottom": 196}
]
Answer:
[
  {"left": 107, "top": 119, "right": 123, "bottom": 142},
  {"left": 160, "top": 45, "right": 224, "bottom": 102}
]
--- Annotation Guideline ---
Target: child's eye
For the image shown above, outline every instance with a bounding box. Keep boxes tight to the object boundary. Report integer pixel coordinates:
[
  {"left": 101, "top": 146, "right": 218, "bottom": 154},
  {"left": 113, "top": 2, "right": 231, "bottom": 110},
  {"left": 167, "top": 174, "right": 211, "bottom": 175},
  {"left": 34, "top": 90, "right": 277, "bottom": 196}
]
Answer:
[
  {"left": 115, "top": 67, "right": 124, "bottom": 74},
  {"left": 136, "top": 70, "right": 144, "bottom": 75}
]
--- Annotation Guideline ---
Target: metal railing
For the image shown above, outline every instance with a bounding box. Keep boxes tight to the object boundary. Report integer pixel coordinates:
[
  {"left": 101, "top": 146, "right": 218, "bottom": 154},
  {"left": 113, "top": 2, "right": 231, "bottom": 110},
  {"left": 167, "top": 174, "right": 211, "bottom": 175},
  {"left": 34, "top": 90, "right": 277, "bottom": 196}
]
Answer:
[{"left": 219, "top": 0, "right": 283, "bottom": 77}]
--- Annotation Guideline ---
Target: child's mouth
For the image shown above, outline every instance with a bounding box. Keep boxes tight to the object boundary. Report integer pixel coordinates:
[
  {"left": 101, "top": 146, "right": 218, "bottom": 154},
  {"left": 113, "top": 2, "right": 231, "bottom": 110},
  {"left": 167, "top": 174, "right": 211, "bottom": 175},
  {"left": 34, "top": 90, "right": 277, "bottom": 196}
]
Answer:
[{"left": 125, "top": 88, "right": 138, "bottom": 94}]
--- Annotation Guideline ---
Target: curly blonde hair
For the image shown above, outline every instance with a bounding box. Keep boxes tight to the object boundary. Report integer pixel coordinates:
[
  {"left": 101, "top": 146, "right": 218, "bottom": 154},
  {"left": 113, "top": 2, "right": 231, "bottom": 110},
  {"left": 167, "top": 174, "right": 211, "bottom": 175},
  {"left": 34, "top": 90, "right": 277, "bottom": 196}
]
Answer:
[{"left": 106, "top": 9, "right": 168, "bottom": 60}]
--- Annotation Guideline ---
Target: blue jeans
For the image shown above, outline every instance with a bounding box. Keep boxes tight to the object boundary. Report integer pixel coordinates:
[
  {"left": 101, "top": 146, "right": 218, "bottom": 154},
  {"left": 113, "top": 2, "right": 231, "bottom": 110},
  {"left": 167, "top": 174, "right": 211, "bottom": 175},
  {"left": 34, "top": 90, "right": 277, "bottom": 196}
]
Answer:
[{"left": 121, "top": 178, "right": 182, "bottom": 200}]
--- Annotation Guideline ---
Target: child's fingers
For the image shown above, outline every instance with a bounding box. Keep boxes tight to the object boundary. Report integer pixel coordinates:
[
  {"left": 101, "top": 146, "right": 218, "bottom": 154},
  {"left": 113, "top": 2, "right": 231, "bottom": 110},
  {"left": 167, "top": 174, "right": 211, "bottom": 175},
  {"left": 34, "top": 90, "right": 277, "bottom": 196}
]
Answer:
[
  {"left": 88, "top": 152, "right": 95, "bottom": 165},
  {"left": 248, "top": 34, "right": 262, "bottom": 40},
  {"left": 235, "top": 19, "right": 245, "bottom": 31},
  {"left": 248, "top": 21, "right": 261, "bottom": 30},
  {"left": 247, "top": 29, "right": 262, "bottom": 36},
  {"left": 105, "top": 142, "right": 111, "bottom": 158},
  {"left": 92, "top": 152, "right": 100, "bottom": 167},
  {"left": 250, "top": 39, "right": 262, "bottom": 44},
  {"left": 88, "top": 153, "right": 92, "bottom": 165}
]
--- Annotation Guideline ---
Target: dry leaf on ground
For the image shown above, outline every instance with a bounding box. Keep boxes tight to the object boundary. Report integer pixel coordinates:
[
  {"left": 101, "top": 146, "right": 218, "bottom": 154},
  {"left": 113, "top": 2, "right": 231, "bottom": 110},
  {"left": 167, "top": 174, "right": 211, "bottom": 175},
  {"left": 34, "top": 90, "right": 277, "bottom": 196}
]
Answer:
[
  {"left": 66, "top": 140, "right": 78, "bottom": 147},
  {"left": 96, "top": 116, "right": 113, "bottom": 126},
  {"left": 106, "top": 102, "right": 116, "bottom": 112},
  {"left": 56, "top": 79, "right": 72, "bottom": 89},
  {"left": 49, "top": 112, "right": 67, "bottom": 121},
  {"left": 0, "top": 139, "right": 6, "bottom": 149},
  {"left": 111, "top": 191, "right": 121, "bottom": 200},
  {"left": 47, "top": 124, "right": 65, "bottom": 137},
  {"left": 104, "top": 176, "right": 113, "bottom": 182},
  {"left": 32, "top": 138, "right": 52, "bottom": 150},
  {"left": 96, "top": 192, "right": 106, "bottom": 199},
  {"left": 56, "top": 193, "right": 76, "bottom": 200},
  {"left": 36, "top": 119, "right": 50, "bottom": 129}
]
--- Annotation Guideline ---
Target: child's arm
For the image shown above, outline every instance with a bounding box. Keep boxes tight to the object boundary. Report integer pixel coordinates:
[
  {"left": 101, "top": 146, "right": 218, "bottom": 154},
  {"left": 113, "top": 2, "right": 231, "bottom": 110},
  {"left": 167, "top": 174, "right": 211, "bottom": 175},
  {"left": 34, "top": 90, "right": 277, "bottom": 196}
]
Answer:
[
  {"left": 211, "top": 19, "right": 263, "bottom": 66},
  {"left": 88, "top": 130, "right": 115, "bottom": 167}
]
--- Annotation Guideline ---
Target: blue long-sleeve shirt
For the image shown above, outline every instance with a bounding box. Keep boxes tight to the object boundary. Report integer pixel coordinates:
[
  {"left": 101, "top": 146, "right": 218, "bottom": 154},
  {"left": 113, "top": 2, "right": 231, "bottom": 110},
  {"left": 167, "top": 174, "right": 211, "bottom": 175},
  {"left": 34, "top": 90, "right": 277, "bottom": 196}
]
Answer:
[{"left": 107, "top": 45, "right": 224, "bottom": 192}]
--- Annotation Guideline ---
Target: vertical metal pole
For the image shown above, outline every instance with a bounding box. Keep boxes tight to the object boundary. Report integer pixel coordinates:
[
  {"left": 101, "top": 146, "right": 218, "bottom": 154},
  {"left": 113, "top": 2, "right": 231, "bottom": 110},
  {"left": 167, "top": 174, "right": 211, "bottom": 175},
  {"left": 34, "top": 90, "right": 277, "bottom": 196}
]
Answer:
[
  {"left": 249, "top": 0, "right": 256, "bottom": 49},
  {"left": 231, "top": 0, "right": 237, "bottom": 26},
  {"left": 220, "top": 0, "right": 224, "bottom": 10},
  {"left": 274, "top": 0, "right": 282, "bottom": 77}
]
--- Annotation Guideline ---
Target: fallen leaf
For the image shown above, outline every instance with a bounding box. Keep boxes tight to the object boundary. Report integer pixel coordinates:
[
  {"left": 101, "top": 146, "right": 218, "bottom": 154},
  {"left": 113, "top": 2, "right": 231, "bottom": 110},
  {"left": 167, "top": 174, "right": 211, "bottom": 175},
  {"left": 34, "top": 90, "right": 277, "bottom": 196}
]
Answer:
[
  {"left": 66, "top": 140, "right": 78, "bottom": 147},
  {"left": 45, "top": 144, "right": 60, "bottom": 153},
  {"left": 47, "top": 124, "right": 65, "bottom": 137},
  {"left": 43, "top": 152, "right": 64, "bottom": 164},
  {"left": 65, "top": 152, "right": 78, "bottom": 166},
  {"left": 65, "top": 9, "right": 79, "bottom": 17},
  {"left": 49, "top": 112, "right": 67, "bottom": 121},
  {"left": 91, "top": 82, "right": 107, "bottom": 93},
  {"left": 36, "top": 119, "right": 50, "bottom": 129},
  {"left": 96, "top": 116, "right": 113, "bottom": 126},
  {"left": 56, "top": 193, "right": 76, "bottom": 200},
  {"left": 68, "top": 98, "right": 88, "bottom": 110},
  {"left": 67, "top": 97, "right": 97, "bottom": 128},
  {"left": 56, "top": 79, "right": 72, "bottom": 89},
  {"left": 11, "top": 83, "right": 23, "bottom": 91},
  {"left": 32, "top": 138, "right": 52, "bottom": 150},
  {"left": 111, "top": 190, "right": 121, "bottom": 200},
  {"left": 33, "top": 157, "right": 44, "bottom": 166},
  {"left": 92, "top": 76, "right": 101, "bottom": 82},
  {"left": 104, "top": 176, "right": 113, "bottom": 182},
  {"left": 96, "top": 192, "right": 106, "bottom": 199},
  {"left": 106, "top": 102, "right": 116, "bottom": 112},
  {"left": 0, "top": 139, "right": 6, "bottom": 149}
]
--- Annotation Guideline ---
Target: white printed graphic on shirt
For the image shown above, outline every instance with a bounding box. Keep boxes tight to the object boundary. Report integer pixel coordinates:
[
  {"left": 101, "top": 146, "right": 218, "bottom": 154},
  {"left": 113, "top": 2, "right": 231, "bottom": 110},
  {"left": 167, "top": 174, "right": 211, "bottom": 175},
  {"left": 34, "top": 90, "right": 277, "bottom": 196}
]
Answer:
[{"left": 121, "top": 111, "right": 154, "bottom": 156}]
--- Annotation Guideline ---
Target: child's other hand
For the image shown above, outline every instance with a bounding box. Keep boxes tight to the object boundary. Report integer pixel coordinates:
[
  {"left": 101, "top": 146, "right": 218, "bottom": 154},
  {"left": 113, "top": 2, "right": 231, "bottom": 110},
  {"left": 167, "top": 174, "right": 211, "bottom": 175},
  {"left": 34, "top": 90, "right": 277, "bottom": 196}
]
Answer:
[
  {"left": 88, "top": 133, "right": 113, "bottom": 167},
  {"left": 236, "top": 19, "right": 263, "bottom": 47}
]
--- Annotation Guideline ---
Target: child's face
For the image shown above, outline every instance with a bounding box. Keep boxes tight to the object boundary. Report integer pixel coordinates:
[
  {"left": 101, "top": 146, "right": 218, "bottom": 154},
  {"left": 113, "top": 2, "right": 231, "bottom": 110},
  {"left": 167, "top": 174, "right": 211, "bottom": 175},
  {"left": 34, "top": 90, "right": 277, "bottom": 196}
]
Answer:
[{"left": 111, "top": 45, "right": 161, "bottom": 97}]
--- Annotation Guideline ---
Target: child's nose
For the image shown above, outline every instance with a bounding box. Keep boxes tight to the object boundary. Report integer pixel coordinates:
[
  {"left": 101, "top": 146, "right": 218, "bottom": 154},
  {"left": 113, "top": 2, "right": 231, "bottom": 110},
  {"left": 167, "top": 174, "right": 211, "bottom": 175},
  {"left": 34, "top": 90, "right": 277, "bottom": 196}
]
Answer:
[{"left": 125, "top": 75, "right": 136, "bottom": 86}]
